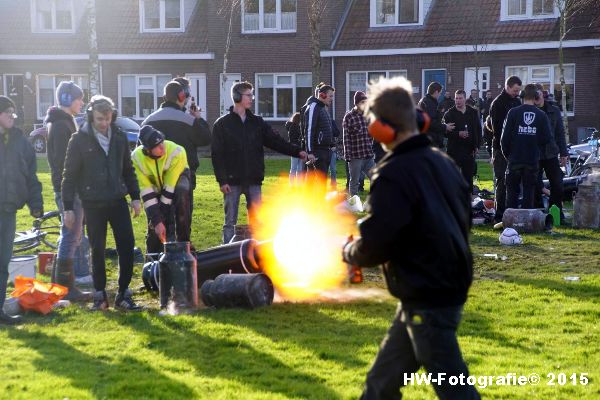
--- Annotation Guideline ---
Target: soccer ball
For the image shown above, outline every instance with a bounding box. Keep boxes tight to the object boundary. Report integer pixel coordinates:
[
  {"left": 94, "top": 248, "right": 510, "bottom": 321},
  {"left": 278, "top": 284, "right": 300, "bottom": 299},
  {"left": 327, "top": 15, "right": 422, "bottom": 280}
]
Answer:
[{"left": 499, "top": 228, "right": 523, "bottom": 245}]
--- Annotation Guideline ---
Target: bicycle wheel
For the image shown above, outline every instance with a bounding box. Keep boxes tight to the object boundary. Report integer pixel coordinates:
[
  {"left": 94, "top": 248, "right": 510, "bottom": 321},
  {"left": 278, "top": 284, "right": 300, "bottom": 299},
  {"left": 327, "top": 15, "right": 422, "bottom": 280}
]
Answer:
[
  {"left": 35, "top": 211, "right": 62, "bottom": 250},
  {"left": 13, "top": 231, "right": 42, "bottom": 254}
]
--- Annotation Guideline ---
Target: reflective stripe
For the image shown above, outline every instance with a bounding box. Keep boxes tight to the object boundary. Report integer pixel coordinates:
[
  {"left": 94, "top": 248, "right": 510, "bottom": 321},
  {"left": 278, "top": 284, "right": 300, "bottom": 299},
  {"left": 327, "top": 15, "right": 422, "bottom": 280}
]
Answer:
[
  {"left": 163, "top": 185, "right": 175, "bottom": 194},
  {"left": 160, "top": 196, "right": 173, "bottom": 205},
  {"left": 164, "top": 147, "right": 183, "bottom": 170},
  {"left": 141, "top": 188, "right": 155, "bottom": 197},
  {"left": 133, "top": 152, "right": 149, "bottom": 175},
  {"left": 144, "top": 198, "right": 159, "bottom": 208}
]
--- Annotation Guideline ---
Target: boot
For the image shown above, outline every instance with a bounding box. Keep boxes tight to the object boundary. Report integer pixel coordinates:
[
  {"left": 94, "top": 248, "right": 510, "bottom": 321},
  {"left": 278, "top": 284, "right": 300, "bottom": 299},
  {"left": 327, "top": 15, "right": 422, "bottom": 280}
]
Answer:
[
  {"left": 0, "top": 310, "right": 22, "bottom": 325},
  {"left": 55, "top": 258, "right": 93, "bottom": 302},
  {"left": 115, "top": 289, "right": 143, "bottom": 311}
]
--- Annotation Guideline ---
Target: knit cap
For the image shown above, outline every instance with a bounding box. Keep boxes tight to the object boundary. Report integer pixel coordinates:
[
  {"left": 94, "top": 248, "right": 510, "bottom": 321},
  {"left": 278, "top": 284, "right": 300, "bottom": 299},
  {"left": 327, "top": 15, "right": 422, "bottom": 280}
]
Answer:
[{"left": 56, "top": 81, "right": 84, "bottom": 107}]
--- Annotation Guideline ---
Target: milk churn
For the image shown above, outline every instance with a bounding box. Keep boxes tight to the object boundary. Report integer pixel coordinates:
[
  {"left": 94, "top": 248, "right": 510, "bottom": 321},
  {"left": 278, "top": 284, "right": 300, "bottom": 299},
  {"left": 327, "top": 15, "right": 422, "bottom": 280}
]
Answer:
[
  {"left": 159, "top": 242, "right": 198, "bottom": 310},
  {"left": 502, "top": 208, "right": 553, "bottom": 233},
  {"left": 573, "top": 172, "right": 600, "bottom": 228}
]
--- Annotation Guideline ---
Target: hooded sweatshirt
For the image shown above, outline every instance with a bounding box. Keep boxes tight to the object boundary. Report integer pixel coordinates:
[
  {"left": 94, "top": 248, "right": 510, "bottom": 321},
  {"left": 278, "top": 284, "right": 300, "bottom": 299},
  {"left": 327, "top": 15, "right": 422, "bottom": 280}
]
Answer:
[{"left": 45, "top": 107, "right": 78, "bottom": 193}]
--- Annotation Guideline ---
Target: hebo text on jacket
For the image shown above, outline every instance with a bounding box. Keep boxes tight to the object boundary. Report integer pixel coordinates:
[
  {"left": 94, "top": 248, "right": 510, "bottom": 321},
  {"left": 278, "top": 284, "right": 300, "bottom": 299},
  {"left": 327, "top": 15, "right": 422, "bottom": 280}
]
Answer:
[{"left": 131, "top": 140, "right": 188, "bottom": 224}]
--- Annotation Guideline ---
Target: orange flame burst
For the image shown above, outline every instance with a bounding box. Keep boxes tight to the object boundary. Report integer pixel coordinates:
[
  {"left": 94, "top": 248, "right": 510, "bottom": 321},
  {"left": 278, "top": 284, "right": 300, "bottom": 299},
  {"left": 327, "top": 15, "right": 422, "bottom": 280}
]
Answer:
[{"left": 252, "top": 174, "right": 358, "bottom": 301}]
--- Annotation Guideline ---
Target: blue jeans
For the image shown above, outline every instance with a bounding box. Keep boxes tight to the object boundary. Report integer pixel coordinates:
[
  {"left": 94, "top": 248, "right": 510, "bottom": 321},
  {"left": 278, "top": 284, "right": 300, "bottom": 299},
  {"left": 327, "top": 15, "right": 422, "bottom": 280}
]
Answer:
[
  {"left": 348, "top": 157, "right": 375, "bottom": 196},
  {"left": 0, "top": 211, "right": 16, "bottom": 309},
  {"left": 223, "top": 185, "right": 262, "bottom": 244},
  {"left": 55, "top": 192, "right": 89, "bottom": 277},
  {"left": 290, "top": 157, "right": 303, "bottom": 183},
  {"left": 361, "top": 304, "right": 480, "bottom": 400}
]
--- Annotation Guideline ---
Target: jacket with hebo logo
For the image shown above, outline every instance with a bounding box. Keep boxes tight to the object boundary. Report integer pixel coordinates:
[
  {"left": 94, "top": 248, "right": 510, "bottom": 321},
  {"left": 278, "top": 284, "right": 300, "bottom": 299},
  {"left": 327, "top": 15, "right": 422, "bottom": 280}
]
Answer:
[
  {"left": 131, "top": 140, "right": 188, "bottom": 225},
  {"left": 500, "top": 104, "right": 551, "bottom": 167}
]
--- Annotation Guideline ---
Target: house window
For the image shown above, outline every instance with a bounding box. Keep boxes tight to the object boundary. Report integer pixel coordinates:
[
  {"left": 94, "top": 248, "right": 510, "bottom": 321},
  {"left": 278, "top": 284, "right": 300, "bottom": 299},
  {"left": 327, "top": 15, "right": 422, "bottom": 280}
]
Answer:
[
  {"left": 242, "top": 0, "right": 297, "bottom": 33},
  {"left": 37, "top": 74, "right": 88, "bottom": 119},
  {"left": 256, "top": 73, "right": 311, "bottom": 119},
  {"left": 140, "top": 0, "right": 184, "bottom": 32},
  {"left": 31, "top": 0, "right": 74, "bottom": 33},
  {"left": 506, "top": 64, "right": 575, "bottom": 114},
  {"left": 370, "top": 0, "right": 422, "bottom": 26},
  {"left": 119, "top": 75, "right": 172, "bottom": 119},
  {"left": 501, "top": 0, "right": 557, "bottom": 20},
  {"left": 347, "top": 70, "right": 407, "bottom": 110}
]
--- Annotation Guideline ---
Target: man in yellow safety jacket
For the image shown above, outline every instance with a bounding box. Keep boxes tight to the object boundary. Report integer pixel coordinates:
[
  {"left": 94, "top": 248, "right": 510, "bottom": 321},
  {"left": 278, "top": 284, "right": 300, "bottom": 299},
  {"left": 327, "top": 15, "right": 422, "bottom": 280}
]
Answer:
[{"left": 132, "top": 125, "right": 191, "bottom": 253}]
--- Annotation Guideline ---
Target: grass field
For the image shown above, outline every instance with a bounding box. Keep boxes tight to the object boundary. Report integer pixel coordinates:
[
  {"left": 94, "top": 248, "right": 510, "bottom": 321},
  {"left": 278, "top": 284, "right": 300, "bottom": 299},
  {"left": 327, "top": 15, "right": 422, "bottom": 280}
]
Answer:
[{"left": 1, "top": 157, "right": 599, "bottom": 399}]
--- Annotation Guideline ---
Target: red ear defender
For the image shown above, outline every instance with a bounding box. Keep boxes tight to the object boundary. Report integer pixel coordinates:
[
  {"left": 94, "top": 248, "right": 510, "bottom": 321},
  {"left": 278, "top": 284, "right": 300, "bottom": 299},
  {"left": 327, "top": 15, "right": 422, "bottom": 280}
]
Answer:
[
  {"left": 368, "top": 119, "right": 397, "bottom": 144},
  {"left": 319, "top": 91, "right": 328, "bottom": 100}
]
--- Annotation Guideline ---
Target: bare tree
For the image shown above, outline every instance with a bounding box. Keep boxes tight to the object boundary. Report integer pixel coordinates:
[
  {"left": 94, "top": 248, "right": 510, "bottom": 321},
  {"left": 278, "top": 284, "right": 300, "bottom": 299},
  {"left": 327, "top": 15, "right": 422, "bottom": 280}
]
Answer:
[
  {"left": 218, "top": 0, "right": 241, "bottom": 115},
  {"left": 554, "top": 0, "right": 598, "bottom": 138},
  {"left": 308, "top": 0, "right": 330, "bottom": 87},
  {"left": 86, "top": 0, "right": 100, "bottom": 96}
]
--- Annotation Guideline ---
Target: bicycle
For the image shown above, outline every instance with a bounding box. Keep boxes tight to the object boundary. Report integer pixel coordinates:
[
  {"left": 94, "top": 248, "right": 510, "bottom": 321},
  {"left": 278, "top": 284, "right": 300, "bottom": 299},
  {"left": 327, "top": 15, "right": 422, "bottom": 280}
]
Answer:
[{"left": 13, "top": 211, "right": 62, "bottom": 254}]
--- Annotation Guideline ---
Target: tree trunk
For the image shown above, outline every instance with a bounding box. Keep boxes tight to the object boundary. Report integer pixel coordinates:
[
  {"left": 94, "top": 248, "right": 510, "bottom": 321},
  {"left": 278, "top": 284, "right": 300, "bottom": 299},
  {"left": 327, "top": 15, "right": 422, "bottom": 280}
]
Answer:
[
  {"left": 309, "top": 4, "right": 322, "bottom": 87},
  {"left": 558, "top": 8, "right": 570, "bottom": 143},
  {"left": 87, "top": 0, "right": 100, "bottom": 96},
  {"left": 221, "top": 1, "right": 236, "bottom": 115}
]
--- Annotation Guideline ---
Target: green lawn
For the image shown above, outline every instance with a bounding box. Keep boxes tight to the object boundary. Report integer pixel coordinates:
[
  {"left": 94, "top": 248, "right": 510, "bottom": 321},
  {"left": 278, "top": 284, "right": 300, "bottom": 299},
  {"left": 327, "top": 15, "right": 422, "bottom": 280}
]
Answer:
[{"left": 1, "top": 158, "right": 599, "bottom": 399}]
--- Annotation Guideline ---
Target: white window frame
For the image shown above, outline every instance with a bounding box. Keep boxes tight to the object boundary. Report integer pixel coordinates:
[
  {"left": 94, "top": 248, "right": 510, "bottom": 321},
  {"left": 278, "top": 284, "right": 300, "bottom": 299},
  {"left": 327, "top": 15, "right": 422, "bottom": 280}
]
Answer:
[
  {"left": 505, "top": 64, "right": 575, "bottom": 115},
  {"left": 36, "top": 74, "right": 88, "bottom": 119},
  {"left": 255, "top": 72, "right": 311, "bottom": 121},
  {"left": 30, "top": 0, "right": 75, "bottom": 33},
  {"left": 369, "top": 0, "right": 424, "bottom": 27},
  {"left": 139, "top": 0, "right": 184, "bottom": 33},
  {"left": 242, "top": 0, "right": 297, "bottom": 33},
  {"left": 346, "top": 70, "right": 408, "bottom": 110},
  {"left": 500, "top": 0, "right": 558, "bottom": 21},
  {"left": 118, "top": 74, "right": 172, "bottom": 120}
]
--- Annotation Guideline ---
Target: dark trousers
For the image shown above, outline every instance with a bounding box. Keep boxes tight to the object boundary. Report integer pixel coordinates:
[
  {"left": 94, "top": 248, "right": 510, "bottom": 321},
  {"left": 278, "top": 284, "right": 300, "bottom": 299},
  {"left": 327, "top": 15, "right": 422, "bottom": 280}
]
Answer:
[
  {"left": 506, "top": 165, "right": 538, "bottom": 209},
  {"left": 311, "top": 147, "right": 332, "bottom": 175},
  {"left": 535, "top": 158, "right": 564, "bottom": 211},
  {"left": 189, "top": 171, "right": 196, "bottom": 217},
  {"left": 492, "top": 150, "right": 508, "bottom": 221},
  {"left": 361, "top": 305, "right": 480, "bottom": 400},
  {"left": 449, "top": 152, "right": 475, "bottom": 194},
  {"left": 84, "top": 199, "right": 135, "bottom": 293},
  {"left": 146, "top": 173, "right": 192, "bottom": 254},
  {"left": 0, "top": 211, "right": 16, "bottom": 310}
]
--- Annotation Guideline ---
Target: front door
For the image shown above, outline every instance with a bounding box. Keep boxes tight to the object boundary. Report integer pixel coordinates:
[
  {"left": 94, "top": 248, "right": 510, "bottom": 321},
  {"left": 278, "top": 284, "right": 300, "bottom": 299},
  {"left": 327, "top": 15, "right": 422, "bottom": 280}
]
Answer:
[
  {"left": 4, "top": 75, "right": 24, "bottom": 125},
  {"left": 422, "top": 69, "right": 447, "bottom": 101},
  {"left": 219, "top": 73, "right": 241, "bottom": 116}
]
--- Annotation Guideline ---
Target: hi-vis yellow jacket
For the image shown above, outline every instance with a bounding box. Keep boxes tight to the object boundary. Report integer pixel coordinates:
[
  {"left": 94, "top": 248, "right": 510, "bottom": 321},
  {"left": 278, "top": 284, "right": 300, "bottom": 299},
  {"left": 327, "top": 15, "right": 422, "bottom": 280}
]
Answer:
[{"left": 131, "top": 140, "right": 188, "bottom": 224}]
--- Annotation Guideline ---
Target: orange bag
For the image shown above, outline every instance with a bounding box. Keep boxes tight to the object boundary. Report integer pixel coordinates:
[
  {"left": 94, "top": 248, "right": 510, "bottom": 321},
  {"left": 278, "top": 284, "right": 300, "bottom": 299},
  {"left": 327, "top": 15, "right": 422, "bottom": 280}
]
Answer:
[{"left": 11, "top": 275, "right": 68, "bottom": 315}]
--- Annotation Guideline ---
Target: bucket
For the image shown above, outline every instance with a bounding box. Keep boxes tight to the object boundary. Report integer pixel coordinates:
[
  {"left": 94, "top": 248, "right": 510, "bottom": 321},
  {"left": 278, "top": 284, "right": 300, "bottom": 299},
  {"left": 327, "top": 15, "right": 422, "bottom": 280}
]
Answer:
[
  {"left": 38, "top": 252, "right": 55, "bottom": 275},
  {"left": 8, "top": 255, "right": 37, "bottom": 283}
]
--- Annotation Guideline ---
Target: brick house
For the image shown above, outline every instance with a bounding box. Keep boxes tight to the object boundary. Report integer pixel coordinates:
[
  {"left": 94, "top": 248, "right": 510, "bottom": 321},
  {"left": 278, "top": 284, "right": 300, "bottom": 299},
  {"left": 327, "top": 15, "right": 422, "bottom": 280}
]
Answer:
[{"left": 1, "top": 0, "right": 598, "bottom": 142}]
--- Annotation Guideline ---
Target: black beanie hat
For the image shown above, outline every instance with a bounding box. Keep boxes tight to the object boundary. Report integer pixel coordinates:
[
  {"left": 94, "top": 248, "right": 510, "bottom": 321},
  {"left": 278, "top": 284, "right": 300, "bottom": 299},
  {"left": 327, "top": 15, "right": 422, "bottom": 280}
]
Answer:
[{"left": 138, "top": 125, "right": 165, "bottom": 150}]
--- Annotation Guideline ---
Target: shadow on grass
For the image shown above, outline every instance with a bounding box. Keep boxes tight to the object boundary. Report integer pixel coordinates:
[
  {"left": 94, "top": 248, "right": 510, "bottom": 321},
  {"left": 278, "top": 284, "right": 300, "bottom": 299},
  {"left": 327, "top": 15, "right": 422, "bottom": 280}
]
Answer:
[
  {"left": 110, "top": 310, "right": 345, "bottom": 399},
  {"left": 7, "top": 327, "right": 195, "bottom": 399},
  {"left": 505, "top": 276, "right": 600, "bottom": 304},
  {"left": 460, "top": 311, "right": 533, "bottom": 354}
]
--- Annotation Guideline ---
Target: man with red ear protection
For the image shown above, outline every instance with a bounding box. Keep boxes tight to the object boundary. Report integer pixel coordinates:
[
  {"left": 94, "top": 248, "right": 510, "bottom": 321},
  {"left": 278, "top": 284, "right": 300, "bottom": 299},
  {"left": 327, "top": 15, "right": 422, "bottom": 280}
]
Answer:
[{"left": 343, "top": 77, "right": 480, "bottom": 400}]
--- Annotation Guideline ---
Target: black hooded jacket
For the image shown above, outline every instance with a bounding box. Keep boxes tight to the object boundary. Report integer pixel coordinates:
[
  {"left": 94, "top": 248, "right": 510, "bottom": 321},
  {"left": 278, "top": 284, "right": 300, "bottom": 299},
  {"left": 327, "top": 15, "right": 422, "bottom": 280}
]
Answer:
[
  {"left": 417, "top": 94, "right": 446, "bottom": 148},
  {"left": 45, "top": 107, "right": 78, "bottom": 193},
  {"left": 0, "top": 127, "right": 43, "bottom": 214},
  {"left": 489, "top": 90, "right": 521, "bottom": 151},
  {"left": 142, "top": 101, "right": 211, "bottom": 176},
  {"left": 211, "top": 108, "right": 302, "bottom": 186},
  {"left": 61, "top": 122, "right": 140, "bottom": 210},
  {"left": 345, "top": 135, "right": 473, "bottom": 309}
]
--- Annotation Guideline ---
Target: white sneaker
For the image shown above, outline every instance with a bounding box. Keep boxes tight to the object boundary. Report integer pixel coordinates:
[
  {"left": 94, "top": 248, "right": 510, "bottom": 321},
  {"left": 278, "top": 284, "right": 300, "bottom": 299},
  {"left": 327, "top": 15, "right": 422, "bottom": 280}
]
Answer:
[{"left": 75, "top": 275, "right": 94, "bottom": 285}]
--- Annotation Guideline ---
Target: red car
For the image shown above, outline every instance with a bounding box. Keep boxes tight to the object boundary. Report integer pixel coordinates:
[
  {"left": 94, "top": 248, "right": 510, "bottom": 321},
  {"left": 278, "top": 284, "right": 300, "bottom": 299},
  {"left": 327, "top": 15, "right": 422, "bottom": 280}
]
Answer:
[{"left": 29, "top": 116, "right": 141, "bottom": 153}]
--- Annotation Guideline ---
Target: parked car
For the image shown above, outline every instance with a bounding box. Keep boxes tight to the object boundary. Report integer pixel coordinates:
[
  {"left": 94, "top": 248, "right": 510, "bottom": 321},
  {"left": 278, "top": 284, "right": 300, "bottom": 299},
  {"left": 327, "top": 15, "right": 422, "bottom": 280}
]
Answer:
[{"left": 29, "top": 116, "right": 141, "bottom": 153}]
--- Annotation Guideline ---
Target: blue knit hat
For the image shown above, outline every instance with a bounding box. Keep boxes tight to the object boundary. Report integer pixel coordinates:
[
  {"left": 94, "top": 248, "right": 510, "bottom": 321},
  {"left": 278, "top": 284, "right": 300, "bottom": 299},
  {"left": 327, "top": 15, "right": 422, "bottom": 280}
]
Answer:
[{"left": 56, "top": 81, "right": 84, "bottom": 107}]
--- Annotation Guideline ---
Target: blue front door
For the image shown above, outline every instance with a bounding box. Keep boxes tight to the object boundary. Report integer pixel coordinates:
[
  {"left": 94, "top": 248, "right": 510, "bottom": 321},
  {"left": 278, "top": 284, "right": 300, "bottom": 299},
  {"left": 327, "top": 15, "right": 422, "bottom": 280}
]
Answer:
[{"left": 423, "top": 69, "right": 447, "bottom": 101}]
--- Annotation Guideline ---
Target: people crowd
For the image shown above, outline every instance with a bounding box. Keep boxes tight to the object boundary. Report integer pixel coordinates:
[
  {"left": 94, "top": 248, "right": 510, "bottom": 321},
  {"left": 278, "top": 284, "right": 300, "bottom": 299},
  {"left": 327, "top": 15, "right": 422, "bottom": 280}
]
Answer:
[{"left": 0, "top": 71, "right": 568, "bottom": 322}]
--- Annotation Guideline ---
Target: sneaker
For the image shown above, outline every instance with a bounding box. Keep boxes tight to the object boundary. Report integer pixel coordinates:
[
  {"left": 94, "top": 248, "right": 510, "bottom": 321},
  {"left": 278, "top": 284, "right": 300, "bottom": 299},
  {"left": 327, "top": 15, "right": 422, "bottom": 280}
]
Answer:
[
  {"left": 114, "top": 289, "right": 143, "bottom": 311},
  {"left": 90, "top": 290, "right": 109, "bottom": 311},
  {"left": 75, "top": 275, "right": 94, "bottom": 285}
]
